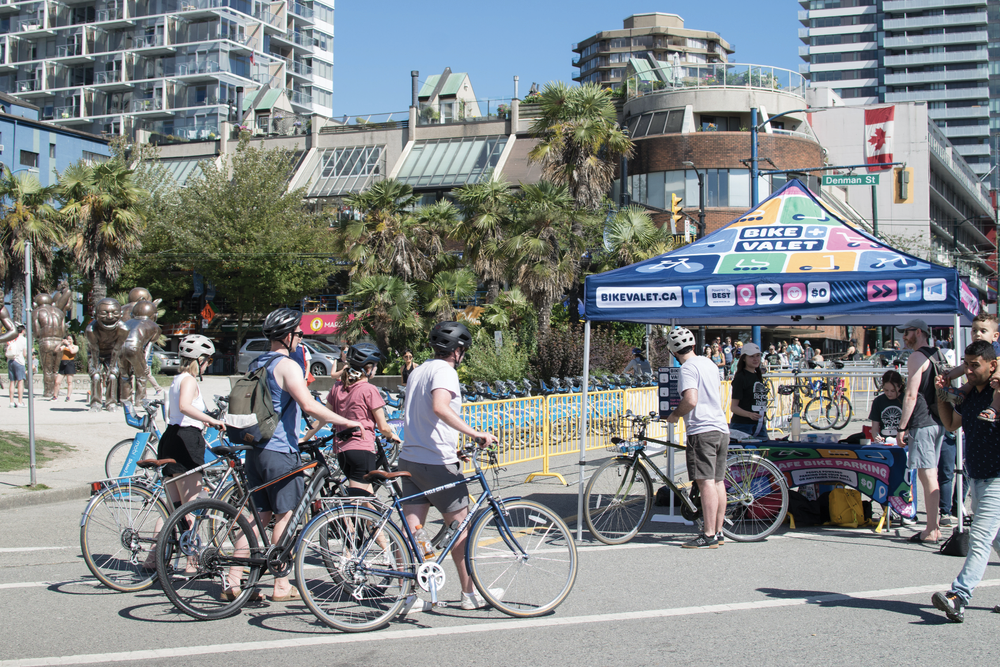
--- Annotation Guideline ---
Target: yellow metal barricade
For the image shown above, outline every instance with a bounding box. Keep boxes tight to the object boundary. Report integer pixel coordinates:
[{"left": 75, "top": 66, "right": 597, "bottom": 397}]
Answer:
[{"left": 461, "top": 395, "right": 547, "bottom": 473}]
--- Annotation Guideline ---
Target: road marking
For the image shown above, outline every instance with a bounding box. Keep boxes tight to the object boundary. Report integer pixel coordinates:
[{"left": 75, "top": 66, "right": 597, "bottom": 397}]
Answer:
[
  {"left": 0, "top": 580, "right": 90, "bottom": 590},
  {"left": 0, "top": 547, "right": 73, "bottom": 553},
  {"left": 4, "top": 579, "right": 998, "bottom": 666}
]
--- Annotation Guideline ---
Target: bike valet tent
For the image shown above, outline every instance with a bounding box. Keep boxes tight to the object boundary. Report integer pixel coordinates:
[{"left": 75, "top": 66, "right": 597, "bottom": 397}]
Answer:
[{"left": 574, "top": 178, "right": 981, "bottom": 539}]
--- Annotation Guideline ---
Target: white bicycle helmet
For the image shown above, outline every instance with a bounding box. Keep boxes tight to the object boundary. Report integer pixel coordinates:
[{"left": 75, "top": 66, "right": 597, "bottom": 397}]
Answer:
[
  {"left": 666, "top": 327, "right": 696, "bottom": 354},
  {"left": 178, "top": 334, "right": 215, "bottom": 360}
]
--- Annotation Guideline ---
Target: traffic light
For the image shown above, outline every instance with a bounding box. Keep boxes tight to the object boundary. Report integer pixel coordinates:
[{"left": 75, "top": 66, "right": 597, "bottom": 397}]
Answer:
[
  {"left": 893, "top": 167, "right": 913, "bottom": 204},
  {"left": 671, "top": 193, "right": 683, "bottom": 226}
]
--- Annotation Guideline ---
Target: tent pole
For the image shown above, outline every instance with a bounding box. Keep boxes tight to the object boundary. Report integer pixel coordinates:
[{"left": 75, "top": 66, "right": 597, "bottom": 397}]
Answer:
[
  {"left": 954, "top": 311, "right": 964, "bottom": 532},
  {"left": 577, "top": 319, "right": 592, "bottom": 543}
]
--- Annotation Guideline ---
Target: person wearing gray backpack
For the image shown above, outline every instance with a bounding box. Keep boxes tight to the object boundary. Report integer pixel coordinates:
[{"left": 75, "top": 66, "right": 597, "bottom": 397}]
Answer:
[{"left": 227, "top": 308, "right": 362, "bottom": 603}]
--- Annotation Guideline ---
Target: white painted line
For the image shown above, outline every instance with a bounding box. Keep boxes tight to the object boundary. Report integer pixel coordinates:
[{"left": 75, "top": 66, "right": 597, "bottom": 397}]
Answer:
[
  {"left": 0, "top": 546, "right": 73, "bottom": 553},
  {"left": 3, "top": 579, "right": 997, "bottom": 667},
  {"left": 0, "top": 580, "right": 90, "bottom": 590}
]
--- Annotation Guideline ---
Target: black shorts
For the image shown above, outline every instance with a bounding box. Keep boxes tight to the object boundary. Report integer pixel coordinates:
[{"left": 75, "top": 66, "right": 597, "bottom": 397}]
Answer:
[
  {"left": 157, "top": 425, "right": 206, "bottom": 477},
  {"left": 338, "top": 449, "right": 378, "bottom": 484},
  {"left": 58, "top": 360, "right": 76, "bottom": 375},
  {"left": 246, "top": 447, "right": 305, "bottom": 515}
]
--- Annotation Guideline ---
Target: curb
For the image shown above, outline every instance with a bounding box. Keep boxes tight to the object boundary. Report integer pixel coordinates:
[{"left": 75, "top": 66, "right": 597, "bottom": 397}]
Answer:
[{"left": 0, "top": 485, "right": 91, "bottom": 510}]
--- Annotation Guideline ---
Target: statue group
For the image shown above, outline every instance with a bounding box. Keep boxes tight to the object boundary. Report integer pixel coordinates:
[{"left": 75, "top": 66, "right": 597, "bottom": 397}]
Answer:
[{"left": 0, "top": 285, "right": 164, "bottom": 411}]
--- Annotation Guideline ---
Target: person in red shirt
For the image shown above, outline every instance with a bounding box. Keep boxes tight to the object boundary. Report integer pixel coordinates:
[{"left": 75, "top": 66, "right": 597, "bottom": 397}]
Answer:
[{"left": 308, "top": 343, "right": 401, "bottom": 496}]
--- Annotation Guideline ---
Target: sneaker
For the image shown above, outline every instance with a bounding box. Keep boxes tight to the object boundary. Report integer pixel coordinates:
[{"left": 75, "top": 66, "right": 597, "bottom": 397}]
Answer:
[
  {"left": 682, "top": 533, "right": 719, "bottom": 549},
  {"left": 8, "top": 403, "right": 15, "bottom": 408},
  {"left": 716, "top": 532, "right": 725, "bottom": 546},
  {"left": 460, "top": 588, "right": 504, "bottom": 610},
  {"left": 932, "top": 591, "right": 965, "bottom": 623},
  {"left": 940, "top": 514, "right": 953, "bottom": 527}
]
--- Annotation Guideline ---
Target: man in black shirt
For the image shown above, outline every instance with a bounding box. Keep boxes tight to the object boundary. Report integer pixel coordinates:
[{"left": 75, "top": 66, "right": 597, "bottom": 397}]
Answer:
[{"left": 932, "top": 340, "right": 1000, "bottom": 622}]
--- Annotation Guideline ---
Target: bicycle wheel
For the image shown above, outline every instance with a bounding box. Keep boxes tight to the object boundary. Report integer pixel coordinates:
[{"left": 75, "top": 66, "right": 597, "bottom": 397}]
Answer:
[
  {"left": 104, "top": 437, "right": 157, "bottom": 479},
  {"left": 80, "top": 483, "right": 170, "bottom": 592},
  {"left": 832, "top": 396, "right": 853, "bottom": 430},
  {"left": 297, "top": 504, "right": 413, "bottom": 632},
  {"left": 584, "top": 456, "right": 652, "bottom": 545},
  {"left": 467, "top": 500, "right": 577, "bottom": 618},
  {"left": 721, "top": 454, "right": 788, "bottom": 542},
  {"left": 803, "top": 396, "right": 839, "bottom": 430},
  {"left": 156, "top": 498, "right": 262, "bottom": 621}
]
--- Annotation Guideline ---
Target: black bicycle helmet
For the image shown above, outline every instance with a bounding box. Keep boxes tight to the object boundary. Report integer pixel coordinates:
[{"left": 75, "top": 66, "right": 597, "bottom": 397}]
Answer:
[
  {"left": 261, "top": 307, "right": 300, "bottom": 340},
  {"left": 346, "top": 343, "right": 381, "bottom": 371},
  {"left": 429, "top": 321, "right": 472, "bottom": 354}
]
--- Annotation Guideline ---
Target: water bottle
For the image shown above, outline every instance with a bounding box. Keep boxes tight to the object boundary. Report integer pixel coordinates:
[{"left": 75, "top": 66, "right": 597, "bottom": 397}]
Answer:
[
  {"left": 790, "top": 411, "right": 801, "bottom": 442},
  {"left": 414, "top": 525, "right": 435, "bottom": 560}
]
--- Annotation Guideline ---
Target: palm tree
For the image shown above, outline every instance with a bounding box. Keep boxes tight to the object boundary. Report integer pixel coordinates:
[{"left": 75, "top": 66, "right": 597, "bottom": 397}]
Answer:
[
  {"left": 451, "top": 176, "right": 515, "bottom": 301},
  {"left": 336, "top": 274, "right": 422, "bottom": 354},
  {"left": 421, "top": 268, "right": 477, "bottom": 323},
  {"left": 0, "top": 168, "right": 63, "bottom": 320},
  {"left": 590, "top": 205, "right": 676, "bottom": 273},
  {"left": 482, "top": 287, "right": 533, "bottom": 330},
  {"left": 504, "top": 181, "right": 580, "bottom": 338},
  {"left": 58, "top": 160, "right": 145, "bottom": 313},
  {"left": 337, "top": 179, "right": 450, "bottom": 281},
  {"left": 527, "top": 82, "right": 633, "bottom": 210}
]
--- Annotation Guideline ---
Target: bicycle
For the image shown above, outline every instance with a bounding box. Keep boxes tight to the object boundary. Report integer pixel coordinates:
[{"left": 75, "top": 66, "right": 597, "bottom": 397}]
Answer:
[
  {"left": 80, "top": 447, "right": 245, "bottom": 593},
  {"left": 584, "top": 411, "right": 789, "bottom": 545},
  {"left": 153, "top": 430, "right": 358, "bottom": 620},
  {"left": 294, "top": 442, "right": 577, "bottom": 632}
]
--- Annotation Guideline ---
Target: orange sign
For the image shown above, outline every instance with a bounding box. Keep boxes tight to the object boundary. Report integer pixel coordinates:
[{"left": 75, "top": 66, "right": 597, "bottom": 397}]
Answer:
[{"left": 200, "top": 304, "right": 216, "bottom": 321}]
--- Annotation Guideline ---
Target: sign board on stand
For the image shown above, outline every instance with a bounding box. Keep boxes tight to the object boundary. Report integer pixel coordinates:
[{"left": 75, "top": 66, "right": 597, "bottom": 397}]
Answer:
[{"left": 657, "top": 366, "right": 681, "bottom": 419}]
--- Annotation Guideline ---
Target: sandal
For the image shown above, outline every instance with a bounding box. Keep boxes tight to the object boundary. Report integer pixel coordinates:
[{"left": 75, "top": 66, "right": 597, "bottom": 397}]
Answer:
[
  {"left": 977, "top": 407, "right": 998, "bottom": 423},
  {"left": 268, "top": 585, "right": 301, "bottom": 602},
  {"left": 220, "top": 587, "right": 264, "bottom": 602}
]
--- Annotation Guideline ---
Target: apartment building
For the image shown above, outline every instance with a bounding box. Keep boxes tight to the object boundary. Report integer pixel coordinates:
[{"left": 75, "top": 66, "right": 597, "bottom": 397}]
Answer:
[
  {"left": 573, "top": 13, "right": 733, "bottom": 89},
  {"left": 799, "top": 0, "right": 992, "bottom": 178},
  {"left": 0, "top": 0, "right": 333, "bottom": 140}
]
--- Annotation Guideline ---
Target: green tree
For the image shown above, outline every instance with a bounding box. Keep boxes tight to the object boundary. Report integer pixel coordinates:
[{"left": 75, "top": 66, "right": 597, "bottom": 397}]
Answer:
[
  {"left": 337, "top": 274, "right": 422, "bottom": 354},
  {"left": 337, "top": 179, "right": 450, "bottom": 281},
  {"left": 169, "top": 137, "right": 334, "bottom": 349},
  {"left": 527, "top": 82, "right": 634, "bottom": 210},
  {"left": 451, "top": 177, "right": 515, "bottom": 301},
  {"left": 58, "top": 160, "right": 145, "bottom": 313},
  {"left": 481, "top": 287, "right": 533, "bottom": 330},
  {"left": 421, "top": 268, "right": 477, "bottom": 323},
  {"left": 0, "top": 169, "right": 63, "bottom": 319},
  {"left": 504, "top": 181, "right": 580, "bottom": 339},
  {"left": 590, "top": 204, "right": 675, "bottom": 272}
]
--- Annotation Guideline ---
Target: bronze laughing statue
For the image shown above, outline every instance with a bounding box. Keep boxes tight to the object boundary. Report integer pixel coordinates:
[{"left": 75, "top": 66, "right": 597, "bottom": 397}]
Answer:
[
  {"left": 0, "top": 305, "right": 16, "bottom": 344},
  {"left": 85, "top": 298, "right": 128, "bottom": 411},
  {"left": 120, "top": 287, "right": 154, "bottom": 322},
  {"left": 32, "top": 283, "right": 73, "bottom": 398},
  {"left": 119, "top": 300, "right": 162, "bottom": 405}
]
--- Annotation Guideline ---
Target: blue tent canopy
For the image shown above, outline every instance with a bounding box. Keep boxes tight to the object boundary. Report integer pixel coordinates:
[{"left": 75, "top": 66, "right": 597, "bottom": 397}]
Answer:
[{"left": 584, "top": 179, "right": 980, "bottom": 327}]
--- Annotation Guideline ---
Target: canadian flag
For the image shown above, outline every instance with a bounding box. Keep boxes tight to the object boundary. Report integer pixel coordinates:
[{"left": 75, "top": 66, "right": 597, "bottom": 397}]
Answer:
[{"left": 864, "top": 106, "right": 894, "bottom": 172}]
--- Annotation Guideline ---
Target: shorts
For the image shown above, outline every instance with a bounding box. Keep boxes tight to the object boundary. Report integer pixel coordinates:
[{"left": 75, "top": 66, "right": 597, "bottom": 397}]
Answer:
[
  {"left": 907, "top": 423, "right": 945, "bottom": 470},
  {"left": 397, "top": 459, "right": 468, "bottom": 514},
  {"left": 58, "top": 360, "right": 76, "bottom": 375},
  {"left": 156, "top": 424, "right": 206, "bottom": 477},
  {"left": 7, "top": 360, "right": 25, "bottom": 382},
  {"left": 338, "top": 449, "right": 378, "bottom": 484},
  {"left": 246, "top": 447, "right": 305, "bottom": 514},
  {"left": 685, "top": 430, "right": 730, "bottom": 482}
]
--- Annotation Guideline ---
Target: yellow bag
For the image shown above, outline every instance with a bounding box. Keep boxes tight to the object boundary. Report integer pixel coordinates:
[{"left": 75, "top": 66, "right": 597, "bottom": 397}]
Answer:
[{"left": 827, "top": 487, "right": 865, "bottom": 528}]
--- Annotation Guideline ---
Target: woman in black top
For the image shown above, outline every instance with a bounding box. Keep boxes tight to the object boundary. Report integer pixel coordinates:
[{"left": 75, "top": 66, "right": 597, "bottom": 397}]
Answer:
[
  {"left": 400, "top": 349, "right": 415, "bottom": 385},
  {"left": 729, "top": 342, "right": 770, "bottom": 440}
]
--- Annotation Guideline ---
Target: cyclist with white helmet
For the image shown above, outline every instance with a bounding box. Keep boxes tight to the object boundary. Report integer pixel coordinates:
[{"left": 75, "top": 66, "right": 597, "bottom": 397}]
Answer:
[
  {"left": 401, "top": 321, "right": 498, "bottom": 610},
  {"left": 305, "top": 343, "right": 402, "bottom": 497},
  {"left": 664, "top": 327, "right": 730, "bottom": 549},
  {"left": 156, "top": 335, "right": 226, "bottom": 513}
]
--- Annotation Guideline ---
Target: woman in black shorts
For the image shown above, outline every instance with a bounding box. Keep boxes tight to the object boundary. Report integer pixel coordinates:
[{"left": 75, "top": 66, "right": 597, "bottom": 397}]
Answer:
[{"left": 53, "top": 335, "right": 79, "bottom": 402}]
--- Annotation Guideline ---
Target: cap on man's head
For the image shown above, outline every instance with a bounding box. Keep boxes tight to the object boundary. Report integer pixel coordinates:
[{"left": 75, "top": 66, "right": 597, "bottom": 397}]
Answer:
[
  {"left": 895, "top": 318, "right": 929, "bottom": 335},
  {"left": 804, "top": 340, "right": 811, "bottom": 346}
]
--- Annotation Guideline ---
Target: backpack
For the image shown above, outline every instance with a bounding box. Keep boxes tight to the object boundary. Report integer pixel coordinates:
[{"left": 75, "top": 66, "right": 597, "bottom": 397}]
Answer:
[
  {"left": 225, "top": 354, "right": 291, "bottom": 446},
  {"left": 919, "top": 346, "right": 949, "bottom": 420},
  {"left": 827, "top": 487, "right": 866, "bottom": 528}
]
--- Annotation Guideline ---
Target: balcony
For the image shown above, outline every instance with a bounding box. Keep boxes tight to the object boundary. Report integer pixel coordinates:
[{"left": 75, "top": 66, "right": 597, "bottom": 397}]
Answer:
[
  {"left": 130, "top": 97, "right": 164, "bottom": 113},
  {"left": 939, "top": 125, "right": 990, "bottom": 138},
  {"left": 884, "top": 48, "right": 988, "bottom": 67},
  {"left": 884, "top": 66, "right": 988, "bottom": 85},
  {"left": 92, "top": 69, "right": 130, "bottom": 89},
  {"left": 132, "top": 32, "right": 174, "bottom": 55},
  {"left": 954, "top": 144, "right": 990, "bottom": 157},
  {"left": 625, "top": 62, "right": 808, "bottom": 101},
  {"left": 281, "top": 57, "right": 312, "bottom": 78},
  {"left": 176, "top": 58, "right": 222, "bottom": 79},
  {"left": 798, "top": 27, "right": 809, "bottom": 39},
  {"left": 798, "top": 10, "right": 808, "bottom": 24},
  {"left": 289, "top": 3, "right": 314, "bottom": 21},
  {"left": 927, "top": 106, "right": 989, "bottom": 119},
  {"left": 883, "top": 11, "right": 987, "bottom": 31},
  {"left": 253, "top": 8, "right": 282, "bottom": 33},
  {"left": 799, "top": 45, "right": 810, "bottom": 58},
  {"left": 884, "top": 86, "right": 989, "bottom": 103},
  {"left": 884, "top": 0, "right": 986, "bottom": 11},
  {"left": 175, "top": 0, "right": 225, "bottom": 18},
  {"left": 53, "top": 103, "right": 83, "bottom": 120},
  {"left": 286, "top": 88, "right": 312, "bottom": 106},
  {"left": 884, "top": 30, "right": 988, "bottom": 49}
]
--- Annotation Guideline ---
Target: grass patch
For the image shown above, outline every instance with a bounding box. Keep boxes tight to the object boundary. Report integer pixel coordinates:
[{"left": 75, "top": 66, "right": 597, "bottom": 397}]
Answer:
[
  {"left": 23, "top": 483, "right": 51, "bottom": 491},
  {"left": 0, "top": 431, "right": 75, "bottom": 473}
]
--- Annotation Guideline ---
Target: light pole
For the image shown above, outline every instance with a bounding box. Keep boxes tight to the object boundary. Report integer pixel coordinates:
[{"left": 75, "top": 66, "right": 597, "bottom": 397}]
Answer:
[{"left": 681, "top": 160, "right": 705, "bottom": 239}]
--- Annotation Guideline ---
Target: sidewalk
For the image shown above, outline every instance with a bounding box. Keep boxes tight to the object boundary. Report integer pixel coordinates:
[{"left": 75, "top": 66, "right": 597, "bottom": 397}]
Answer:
[{"left": 0, "top": 376, "right": 235, "bottom": 510}]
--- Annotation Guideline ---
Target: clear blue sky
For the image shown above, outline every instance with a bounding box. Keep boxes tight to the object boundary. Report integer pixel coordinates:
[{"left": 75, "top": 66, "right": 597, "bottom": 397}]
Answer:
[{"left": 331, "top": 2, "right": 803, "bottom": 116}]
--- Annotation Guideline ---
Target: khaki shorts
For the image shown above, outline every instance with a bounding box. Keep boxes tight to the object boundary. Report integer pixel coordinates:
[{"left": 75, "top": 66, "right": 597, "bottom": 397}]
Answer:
[
  {"left": 397, "top": 459, "right": 469, "bottom": 514},
  {"left": 685, "top": 431, "right": 730, "bottom": 482}
]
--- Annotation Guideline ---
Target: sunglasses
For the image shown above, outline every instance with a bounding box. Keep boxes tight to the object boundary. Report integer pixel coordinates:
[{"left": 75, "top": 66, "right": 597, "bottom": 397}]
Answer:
[
  {"left": 903, "top": 328, "right": 918, "bottom": 334},
  {"left": 292, "top": 331, "right": 304, "bottom": 339}
]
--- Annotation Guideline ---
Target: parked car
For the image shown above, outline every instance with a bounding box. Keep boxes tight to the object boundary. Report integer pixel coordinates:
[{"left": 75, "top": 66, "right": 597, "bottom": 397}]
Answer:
[
  {"left": 151, "top": 344, "right": 181, "bottom": 375},
  {"left": 237, "top": 337, "right": 341, "bottom": 376},
  {"left": 867, "top": 349, "right": 911, "bottom": 368}
]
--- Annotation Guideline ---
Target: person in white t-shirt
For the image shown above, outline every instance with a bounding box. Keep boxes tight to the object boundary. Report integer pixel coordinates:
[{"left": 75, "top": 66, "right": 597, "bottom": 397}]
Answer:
[
  {"left": 400, "top": 321, "right": 497, "bottom": 610},
  {"left": 5, "top": 325, "right": 28, "bottom": 407},
  {"left": 664, "top": 327, "right": 730, "bottom": 549}
]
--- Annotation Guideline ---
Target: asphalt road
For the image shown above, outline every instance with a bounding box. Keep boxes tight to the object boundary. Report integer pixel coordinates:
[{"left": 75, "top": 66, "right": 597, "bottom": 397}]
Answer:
[{"left": 4, "top": 484, "right": 1000, "bottom": 667}]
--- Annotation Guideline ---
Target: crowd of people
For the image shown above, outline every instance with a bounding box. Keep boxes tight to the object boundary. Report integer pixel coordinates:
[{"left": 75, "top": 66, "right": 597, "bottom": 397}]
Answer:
[{"left": 694, "top": 335, "right": 861, "bottom": 381}]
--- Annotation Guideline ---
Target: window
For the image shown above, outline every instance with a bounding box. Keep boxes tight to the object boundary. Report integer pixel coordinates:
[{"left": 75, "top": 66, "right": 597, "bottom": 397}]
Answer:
[
  {"left": 49, "top": 143, "right": 56, "bottom": 158},
  {"left": 20, "top": 150, "right": 38, "bottom": 168},
  {"left": 312, "top": 87, "right": 332, "bottom": 108},
  {"left": 314, "top": 2, "right": 333, "bottom": 24},
  {"left": 81, "top": 150, "right": 108, "bottom": 165},
  {"left": 313, "top": 59, "right": 332, "bottom": 81}
]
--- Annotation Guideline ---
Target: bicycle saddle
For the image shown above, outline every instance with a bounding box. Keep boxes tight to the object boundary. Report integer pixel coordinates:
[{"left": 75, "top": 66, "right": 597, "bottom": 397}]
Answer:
[
  {"left": 364, "top": 469, "right": 411, "bottom": 482},
  {"left": 211, "top": 445, "right": 253, "bottom": 457},
  {"left": 136, "top": 458, "right": 176, "bottom": 469}
]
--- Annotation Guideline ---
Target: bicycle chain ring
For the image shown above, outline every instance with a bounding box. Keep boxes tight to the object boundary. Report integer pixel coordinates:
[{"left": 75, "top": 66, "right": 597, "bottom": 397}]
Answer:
[
  {"left": 265, "top": 546, "right": 291, "bottom": 577},
  {"left": 415, "top": 562, "right": 447, "bottom": 593}
]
